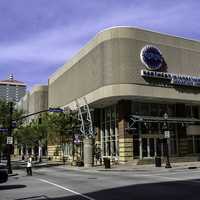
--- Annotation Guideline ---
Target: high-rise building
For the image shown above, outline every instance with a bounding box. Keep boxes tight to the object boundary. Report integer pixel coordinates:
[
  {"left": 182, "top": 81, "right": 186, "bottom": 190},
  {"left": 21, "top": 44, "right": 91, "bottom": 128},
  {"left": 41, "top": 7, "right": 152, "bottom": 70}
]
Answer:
[{"left": 0, "top": 74, "right": 26, "bottom": 103}]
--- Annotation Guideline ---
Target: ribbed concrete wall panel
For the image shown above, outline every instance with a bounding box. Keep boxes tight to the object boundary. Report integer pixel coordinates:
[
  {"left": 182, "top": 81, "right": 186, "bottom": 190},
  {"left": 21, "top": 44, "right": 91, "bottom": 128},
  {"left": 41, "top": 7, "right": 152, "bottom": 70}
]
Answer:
[{"left": 49, "top": 27, "right": 200, "bottom": 107}]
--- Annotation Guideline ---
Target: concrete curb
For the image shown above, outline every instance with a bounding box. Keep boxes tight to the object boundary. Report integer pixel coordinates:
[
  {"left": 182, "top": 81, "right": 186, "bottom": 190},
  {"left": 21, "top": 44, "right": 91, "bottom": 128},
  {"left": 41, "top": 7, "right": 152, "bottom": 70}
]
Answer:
[
  {"left": 8, "top": 173, "right": 18, "bottom": 177},
  {"left": 11, "top": 161, "right": 200, "bottom": 172},
  {"left": 57, "top": 164, "right": 200, "bottom": 172}
]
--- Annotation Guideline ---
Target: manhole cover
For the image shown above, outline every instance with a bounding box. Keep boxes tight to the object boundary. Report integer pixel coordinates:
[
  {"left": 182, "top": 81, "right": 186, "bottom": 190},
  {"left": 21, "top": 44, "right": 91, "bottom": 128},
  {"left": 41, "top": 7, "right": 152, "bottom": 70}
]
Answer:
[{"left": 88, "top": 177, "right": 97, "bottom": 180}]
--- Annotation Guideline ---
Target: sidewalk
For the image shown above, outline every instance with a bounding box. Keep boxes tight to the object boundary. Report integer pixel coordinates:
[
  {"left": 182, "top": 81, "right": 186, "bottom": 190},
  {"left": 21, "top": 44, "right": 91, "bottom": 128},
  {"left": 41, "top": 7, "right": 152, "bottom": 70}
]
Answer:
[
  {"left": 57, "top": 161, "right": 200, "bottom": 172},
  {"left": 11, "top": 159, "right": 200, "bottom": 172}
]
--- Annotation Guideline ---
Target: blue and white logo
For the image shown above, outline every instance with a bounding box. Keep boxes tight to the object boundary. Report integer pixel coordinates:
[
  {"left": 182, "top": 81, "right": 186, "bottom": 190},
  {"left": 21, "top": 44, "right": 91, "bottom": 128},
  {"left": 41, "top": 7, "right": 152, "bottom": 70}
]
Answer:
[{"left": 140, "top": 45, "right": 163, "bottom": 71}]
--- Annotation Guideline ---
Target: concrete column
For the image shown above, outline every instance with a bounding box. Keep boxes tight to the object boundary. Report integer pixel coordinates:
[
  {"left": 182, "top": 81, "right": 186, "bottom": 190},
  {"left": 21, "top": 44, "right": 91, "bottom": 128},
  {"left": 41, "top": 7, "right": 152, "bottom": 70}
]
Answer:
[
  {"left": 139, "top": 123, "right": 143, "bottom": 160},
  {"left": 83, "top": 138, "right": 94, "bottom": 167},
  {"left": 117, "top": 100, "right": 133, "bottom": 163}
]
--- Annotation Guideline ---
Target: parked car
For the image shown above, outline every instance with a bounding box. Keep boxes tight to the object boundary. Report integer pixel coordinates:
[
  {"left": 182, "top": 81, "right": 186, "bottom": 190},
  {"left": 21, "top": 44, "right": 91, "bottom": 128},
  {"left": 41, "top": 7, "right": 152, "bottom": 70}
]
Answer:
[{"left": 0, "top": 163, "right": 8, "bottom": 183}]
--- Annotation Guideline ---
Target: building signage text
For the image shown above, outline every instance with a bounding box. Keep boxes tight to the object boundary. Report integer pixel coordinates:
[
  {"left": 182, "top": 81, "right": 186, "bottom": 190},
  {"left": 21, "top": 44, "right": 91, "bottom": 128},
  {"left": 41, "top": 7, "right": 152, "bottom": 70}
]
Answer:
[{"left": 141, "top": 69, "right": 200, "bottom": 87}]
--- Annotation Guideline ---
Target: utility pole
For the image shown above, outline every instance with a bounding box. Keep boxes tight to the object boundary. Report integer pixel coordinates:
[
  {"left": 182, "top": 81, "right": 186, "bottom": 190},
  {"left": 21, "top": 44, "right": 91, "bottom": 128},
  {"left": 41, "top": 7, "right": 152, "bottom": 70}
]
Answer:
[{"left": 7, "top": 102, "right": 13, "bottom": 174}]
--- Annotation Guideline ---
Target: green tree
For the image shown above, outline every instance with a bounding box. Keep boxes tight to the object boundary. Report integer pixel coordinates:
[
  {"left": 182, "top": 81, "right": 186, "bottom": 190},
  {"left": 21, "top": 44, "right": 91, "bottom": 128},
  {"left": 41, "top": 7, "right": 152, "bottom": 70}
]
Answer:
[
  {"left": 14, "top": 108, "right": 79, "bottom": 162},
  {"left": 47, "top": 111, "right": 78, "bottom": 161},
  {"left": 14, "top": 114, "right": 49, "bottom": 161},
  {"left": 0, "top": 100, "right": 23, "bottom": 158}
]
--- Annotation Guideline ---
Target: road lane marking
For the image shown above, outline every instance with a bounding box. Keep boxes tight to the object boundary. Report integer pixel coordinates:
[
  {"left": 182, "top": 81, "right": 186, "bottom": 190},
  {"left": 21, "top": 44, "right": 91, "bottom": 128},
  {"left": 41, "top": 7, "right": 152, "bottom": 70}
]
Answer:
[{"left": 38, "top": 178, "right": 95, "bottom": 200}]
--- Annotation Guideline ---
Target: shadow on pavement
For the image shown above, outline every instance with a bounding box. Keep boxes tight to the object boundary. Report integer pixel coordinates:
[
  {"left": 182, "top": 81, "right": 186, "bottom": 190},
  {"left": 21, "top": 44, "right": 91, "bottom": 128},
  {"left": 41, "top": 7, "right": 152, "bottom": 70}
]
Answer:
[
  {"left": 90, "top": 178, "right": 199, "bottom": 200},
  {"left": 9, "top": 178, "right": 200, "bottom": 200},
  {"left": 0, "top": 184, "right": 26, "bottom": 190}
]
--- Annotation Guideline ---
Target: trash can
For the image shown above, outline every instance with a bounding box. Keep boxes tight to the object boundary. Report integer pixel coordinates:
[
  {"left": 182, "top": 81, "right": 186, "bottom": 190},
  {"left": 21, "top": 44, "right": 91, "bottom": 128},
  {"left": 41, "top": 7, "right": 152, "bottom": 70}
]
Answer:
[
  {"left": 155, "top": 156, "right": 161, "bottom": 167},
  {"left": 103, "top": 157, "right": 111, "bottom": 169}
]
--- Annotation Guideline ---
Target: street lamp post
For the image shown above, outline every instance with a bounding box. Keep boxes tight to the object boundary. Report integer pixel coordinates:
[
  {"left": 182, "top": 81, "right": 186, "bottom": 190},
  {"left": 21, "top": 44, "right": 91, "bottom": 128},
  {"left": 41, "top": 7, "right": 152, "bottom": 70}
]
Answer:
[{"left": 163, "top": 113, "right": 172, "bottom": 168}]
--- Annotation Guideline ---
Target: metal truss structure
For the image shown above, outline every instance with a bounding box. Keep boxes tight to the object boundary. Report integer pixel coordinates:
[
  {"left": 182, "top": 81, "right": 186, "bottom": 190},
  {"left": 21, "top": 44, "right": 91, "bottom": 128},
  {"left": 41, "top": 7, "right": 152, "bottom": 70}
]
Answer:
[{"left": 75, "top": 97, "right": 94, "bottom": 138}]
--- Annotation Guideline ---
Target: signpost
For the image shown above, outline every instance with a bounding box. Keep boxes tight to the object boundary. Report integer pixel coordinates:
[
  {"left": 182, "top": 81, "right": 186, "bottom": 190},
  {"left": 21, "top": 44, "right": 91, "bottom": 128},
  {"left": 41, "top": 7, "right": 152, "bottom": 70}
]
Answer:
[
  {"left": 7, "top": 136, "right": 13, "bottom": 145},
  {"left": 74, "top": 134, "right": 81, "bottom": 145},
  {"left": 7, "top": 102, "right": 13, "bottom": 174},
  {"left": 48, "top": 107, "right": 63, "bottom": 113},
  {"left": 164, "top": 130, "right": 170, "bottom": 139}
]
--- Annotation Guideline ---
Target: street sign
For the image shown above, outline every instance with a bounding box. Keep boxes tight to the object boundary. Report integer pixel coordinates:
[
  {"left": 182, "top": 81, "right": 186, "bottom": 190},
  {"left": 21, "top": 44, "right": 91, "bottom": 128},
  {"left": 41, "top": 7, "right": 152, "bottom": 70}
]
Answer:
[
  {"left": 74, "top": 134, "right": 81, "bottom": 144},
  {"left": 7, "top": 136, "right": 13, "bottom": 144},
  {"left": 48, "top": 107, "right": 63, "bottom": 113},
  {"left": 12, "top": 121, "right": 17, "bottom": 128},
  {"left": 164, "top": 131, "right": 170, "bottom": 138},
  {"left": 0, "top": 128, "right": 8, "bottom": 132}
]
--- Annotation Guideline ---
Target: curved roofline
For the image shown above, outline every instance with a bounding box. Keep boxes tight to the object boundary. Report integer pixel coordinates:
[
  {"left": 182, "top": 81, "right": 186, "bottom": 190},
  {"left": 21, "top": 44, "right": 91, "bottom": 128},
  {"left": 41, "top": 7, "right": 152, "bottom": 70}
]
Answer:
[
  {"left": 0, "top": 80, "right": 26, "bottom": 86},
  {"left": 30, "top": 85, "right": 48, "bottom": 94},
  {"left": 99, "top": 26, "right": 200, "bottom": 43},
  {"left": 49, "top": 26, "right": 200, "bottom": 84}
]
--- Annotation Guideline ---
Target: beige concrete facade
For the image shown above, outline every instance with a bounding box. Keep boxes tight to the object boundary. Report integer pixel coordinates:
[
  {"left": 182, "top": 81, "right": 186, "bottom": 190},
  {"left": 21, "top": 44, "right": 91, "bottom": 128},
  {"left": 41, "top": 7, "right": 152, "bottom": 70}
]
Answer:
[
  {"left": 29, "top": 85, "right": 48, "bottom": 114},
  {"left": 16, "top": 85, "right": 48, "bottom": 120},
  {"left": 15, "top": 85, "right": 49, "bottom": 158},
  {"left": 49, "top": 27, "right": 200, "bottom": 109},
  {"left": 17, "top": 92, "right": 30, "bottom": 115},
  {"left": 48, "top": 27, "right": 200, "bottom": 163}
]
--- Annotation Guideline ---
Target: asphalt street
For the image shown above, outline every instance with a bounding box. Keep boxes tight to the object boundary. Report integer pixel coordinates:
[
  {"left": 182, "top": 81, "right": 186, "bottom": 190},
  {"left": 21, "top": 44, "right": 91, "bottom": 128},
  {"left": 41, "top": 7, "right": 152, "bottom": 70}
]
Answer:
[{"left": 1, "top": 166, "right": 200, "bottom": 200}]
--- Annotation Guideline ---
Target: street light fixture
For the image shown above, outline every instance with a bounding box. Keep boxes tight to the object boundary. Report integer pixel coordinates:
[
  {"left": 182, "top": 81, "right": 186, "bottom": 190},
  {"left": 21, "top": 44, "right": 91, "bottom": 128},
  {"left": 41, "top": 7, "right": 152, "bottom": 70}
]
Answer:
[{"left": 163, "top": 113, "right": 172, "bottom": 168}]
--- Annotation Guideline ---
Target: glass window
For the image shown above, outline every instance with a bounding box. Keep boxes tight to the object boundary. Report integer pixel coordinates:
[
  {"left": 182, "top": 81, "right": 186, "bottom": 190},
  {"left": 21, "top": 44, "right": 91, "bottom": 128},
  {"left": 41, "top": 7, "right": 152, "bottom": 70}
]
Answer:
[
  {"left": 149, "top": 122, "right": 159, "bottom": 134},
  {"left": 150, "top": 103, "right": 159, "bottom": 116},
  {"left": 101, "top": 109, "right": 105, "bottom": 122},
  {"left": 140, "top": 103, "right": 149, "bottom": 116},
  {"left": 132, "top": 102, "right": 140, "bottom": 115},
  {"left": 142, "top": 138, "right": 147, "bottom": 157},
  {"left": 185, "top": 106, "right": 191, "bottom": 118},
  {"left": 100, "top": 105, "right": 118, "bottom": 157},
  {"left": 159, "top": 104, "right": 167, "bottom": 117},
  {"left": 195, "top": 136, "right": 200, "bottom": 153},
  {"left": 133, "top": 136, "right": 139, "bottom": 157},
  {"left": 192, "top": 106, "right": 199, "bottom": 118},
  {"left": 149, "top": 138, "right": 155, "bottom": 157},
  {"left": 105, "top": 108, "right": 110, "bottom": 122},
  {"left": 111, "top": 106, "right": 116, "bottom": 121},
  {"left": 167, "top": 104, "right": 176, "bottom": 117},
  {"left": 141, "top": 123, "right": 148, "bottom": 134}
]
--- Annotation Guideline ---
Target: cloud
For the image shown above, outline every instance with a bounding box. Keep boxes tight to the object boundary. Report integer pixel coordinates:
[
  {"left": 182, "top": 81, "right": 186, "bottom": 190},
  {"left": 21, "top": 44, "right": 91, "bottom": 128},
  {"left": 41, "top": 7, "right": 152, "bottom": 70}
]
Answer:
[
  {"left": 0, "top": 0, "right": 200, "bottom": 89},
  {"left": 0, "top": 28, "right": 82, "bottom": 64},
  {"left": 1, "top": 0, "right": 199, "bottom": 65}
]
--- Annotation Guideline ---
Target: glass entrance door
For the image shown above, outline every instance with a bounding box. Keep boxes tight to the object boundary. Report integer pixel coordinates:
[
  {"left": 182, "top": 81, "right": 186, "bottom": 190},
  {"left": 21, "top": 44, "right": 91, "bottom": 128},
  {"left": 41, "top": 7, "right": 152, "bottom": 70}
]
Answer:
[
  {"left": 149, "top": 138, "right": 155, "bottom": 157},
  {"left": 142, "top": 137, "right": 162, "bottom": 158}
]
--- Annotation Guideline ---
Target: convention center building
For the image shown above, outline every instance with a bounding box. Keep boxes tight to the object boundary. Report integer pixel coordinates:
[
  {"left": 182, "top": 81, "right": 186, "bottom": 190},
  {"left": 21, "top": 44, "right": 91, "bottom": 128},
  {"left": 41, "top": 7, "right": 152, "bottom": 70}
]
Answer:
[{"left": 48, "top": 27, "right": 200, "bottom": 163}]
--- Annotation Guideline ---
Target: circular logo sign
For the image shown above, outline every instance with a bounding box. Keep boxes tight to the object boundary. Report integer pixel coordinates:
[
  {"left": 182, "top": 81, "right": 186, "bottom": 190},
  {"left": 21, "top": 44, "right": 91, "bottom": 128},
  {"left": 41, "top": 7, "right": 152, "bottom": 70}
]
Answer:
[{"left": 140, "top": 45, "right": 163, "bottom": 71}]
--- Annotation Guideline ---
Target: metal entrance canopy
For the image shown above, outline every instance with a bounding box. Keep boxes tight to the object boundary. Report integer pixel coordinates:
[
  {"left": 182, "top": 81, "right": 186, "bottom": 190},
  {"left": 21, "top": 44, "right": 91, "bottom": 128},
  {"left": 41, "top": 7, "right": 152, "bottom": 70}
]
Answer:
[{"left": 127, "top": 115, "right": 200, "bottom": 130}]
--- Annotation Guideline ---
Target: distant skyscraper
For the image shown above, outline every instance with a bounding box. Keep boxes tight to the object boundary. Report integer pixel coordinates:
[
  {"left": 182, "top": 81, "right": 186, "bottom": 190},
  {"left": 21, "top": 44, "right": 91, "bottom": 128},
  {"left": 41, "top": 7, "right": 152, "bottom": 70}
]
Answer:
[{"left": 0, "top": 74, "right": 26, "bottom": 102}]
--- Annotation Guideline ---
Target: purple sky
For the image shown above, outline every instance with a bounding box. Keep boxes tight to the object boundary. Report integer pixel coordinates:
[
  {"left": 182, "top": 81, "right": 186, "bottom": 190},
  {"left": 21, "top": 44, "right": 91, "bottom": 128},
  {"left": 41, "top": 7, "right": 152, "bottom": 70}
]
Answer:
[{"left": 0, "top": 0, "right": 200, "bottom": 90}]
